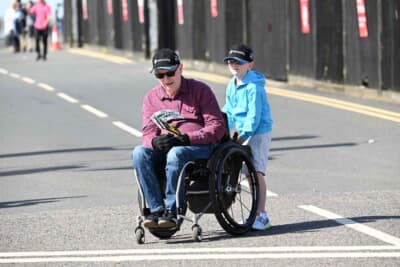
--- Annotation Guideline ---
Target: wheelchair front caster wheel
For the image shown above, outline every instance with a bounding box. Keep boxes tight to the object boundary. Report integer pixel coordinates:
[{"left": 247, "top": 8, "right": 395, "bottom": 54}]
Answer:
[
  {"left": 192, "top": 225, "right": 202, "bottom": 242},
  {"left": 135, "top": 227, "right": 145, "bottom": 244}
]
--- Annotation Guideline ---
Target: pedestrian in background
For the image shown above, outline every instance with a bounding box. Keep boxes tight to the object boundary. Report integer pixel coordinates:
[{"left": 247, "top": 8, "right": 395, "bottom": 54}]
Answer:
[
  {"left": 26, "top": 1, "right": 35, "bottom": 52},
  {"left": 4, "top": 2, "right": 24, "bottom": 53},
  {"left": 29, "top": 0, "right": 51, "bottom": 61},
  {"left": 222, "top": 44, "right": 274, "bottom": 231},
  {"left": 16, "top": 0, "right": 28, "bottom": 52}
]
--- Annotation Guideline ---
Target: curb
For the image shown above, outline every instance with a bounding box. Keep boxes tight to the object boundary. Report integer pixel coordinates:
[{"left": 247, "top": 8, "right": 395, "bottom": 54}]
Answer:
[{"left": 67, "top": 45, "right": 400, "bottom": 105}]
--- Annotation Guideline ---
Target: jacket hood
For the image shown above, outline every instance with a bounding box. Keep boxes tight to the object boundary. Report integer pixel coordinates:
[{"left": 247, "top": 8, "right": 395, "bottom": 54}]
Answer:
[{"left": 241, "top": 70, "right": 266, "bottom": 88}]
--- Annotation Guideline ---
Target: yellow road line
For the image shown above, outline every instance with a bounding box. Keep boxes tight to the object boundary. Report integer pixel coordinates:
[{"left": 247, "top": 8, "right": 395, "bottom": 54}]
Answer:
[
  {"left": 68, "top": 49, "right": 133, "bottom": 64},
  {"left": 184, "top": 70, "right": 400, "bottom": 123}
]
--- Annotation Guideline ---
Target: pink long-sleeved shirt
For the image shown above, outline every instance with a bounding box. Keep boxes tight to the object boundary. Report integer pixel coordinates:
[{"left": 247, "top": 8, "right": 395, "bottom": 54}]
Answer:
[{"left": 29, "top": 3, "right": 51, "bottom": 30}]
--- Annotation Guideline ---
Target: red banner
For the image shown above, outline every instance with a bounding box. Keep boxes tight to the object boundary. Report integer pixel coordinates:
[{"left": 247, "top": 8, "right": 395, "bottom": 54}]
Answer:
[
  {"left": 107, "top": 0, "right": 113, "bottom": 15},
  {"left": 300, "top": 0, "right": 310, "bottom": 34},
  {"left": 177, "top": 0, "right": 184, "bottom": 25},
  {"left": 211, "top": 0, "right": 218, "bottom": 18},
  {"left": 356, "top": 0, "right": 368, "bottom": 38},
  {"left": 122, "top": 0, "right": 129, "bottom": 21},
  {"left": 137, "top": 0, "right": 144, "bottom": 24},
  {"left": 82, "top": 0, "right": 88, "bottom": 20}
]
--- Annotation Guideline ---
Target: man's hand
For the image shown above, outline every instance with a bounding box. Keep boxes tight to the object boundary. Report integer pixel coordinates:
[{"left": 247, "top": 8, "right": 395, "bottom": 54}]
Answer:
[{"left": 152, "top": 134, "right": 190, "bottom": 152}]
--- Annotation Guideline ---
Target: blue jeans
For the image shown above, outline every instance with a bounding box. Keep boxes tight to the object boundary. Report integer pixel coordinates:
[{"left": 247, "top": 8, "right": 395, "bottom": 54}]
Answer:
[{"left": 132, "top": 144, "right": 216, "bottom": 213}]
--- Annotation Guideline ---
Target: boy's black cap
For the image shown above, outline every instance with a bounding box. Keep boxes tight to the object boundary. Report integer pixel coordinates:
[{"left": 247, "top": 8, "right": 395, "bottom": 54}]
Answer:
[
  {"left": 223, "top": 44, "right": 254, "bottom": 64},
  {"left": 151, "top": 48, "right": 180, "bottom": 72}
]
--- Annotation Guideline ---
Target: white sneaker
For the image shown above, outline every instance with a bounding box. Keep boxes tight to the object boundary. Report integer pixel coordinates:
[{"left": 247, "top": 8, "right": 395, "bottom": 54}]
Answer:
[{"left": 252, "top": 212, "right": 272, "bottom": 230}]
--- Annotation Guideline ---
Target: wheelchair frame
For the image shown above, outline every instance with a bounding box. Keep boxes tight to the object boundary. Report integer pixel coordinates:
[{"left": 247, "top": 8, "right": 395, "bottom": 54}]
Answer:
[{"left": 134, "top": 141, "right": 259, "bottom": 244}]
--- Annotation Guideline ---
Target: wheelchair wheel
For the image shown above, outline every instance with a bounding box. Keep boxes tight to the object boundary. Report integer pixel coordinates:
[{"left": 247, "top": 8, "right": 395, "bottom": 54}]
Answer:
[
  {"left": 209, "top": 143, "right": 259, "bottom": 235},
  {"left": 135, "top": 227, "right": 145, "bottom": 244},
  {"left": 192, "top": 224, "right": 203, "bottom": 242}
]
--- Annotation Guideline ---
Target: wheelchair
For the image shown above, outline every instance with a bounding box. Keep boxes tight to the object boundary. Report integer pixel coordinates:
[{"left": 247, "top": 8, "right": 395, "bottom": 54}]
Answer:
[{"left": 134, "top": 140, "right": 259, "bottom": 244}]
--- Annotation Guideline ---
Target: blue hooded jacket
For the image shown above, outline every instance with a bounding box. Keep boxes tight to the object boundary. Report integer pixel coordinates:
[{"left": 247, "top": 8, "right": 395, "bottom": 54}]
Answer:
[{"left": 222, "top": 70, "right": 273, "bottom": 140}]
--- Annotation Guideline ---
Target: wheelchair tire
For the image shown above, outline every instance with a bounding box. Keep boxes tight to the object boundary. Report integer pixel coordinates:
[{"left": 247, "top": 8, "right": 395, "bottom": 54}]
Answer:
[{"left": 209, "top": 142, "right": 259, "bottom": 235}]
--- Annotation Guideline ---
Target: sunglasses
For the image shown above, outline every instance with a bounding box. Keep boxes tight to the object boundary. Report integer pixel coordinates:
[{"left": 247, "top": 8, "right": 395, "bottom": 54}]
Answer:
[
  {"left": 154, "top": 69, "right": 177, "bottom": 79},
  {"left": 227, "top": 59, "right": 246, "bottom": 65}
]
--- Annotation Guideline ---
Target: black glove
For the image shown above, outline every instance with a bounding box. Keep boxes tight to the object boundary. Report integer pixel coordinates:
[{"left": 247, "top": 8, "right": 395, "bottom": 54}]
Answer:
[{"left": 152, "top": 134, "right": 190, "bottom": 152}]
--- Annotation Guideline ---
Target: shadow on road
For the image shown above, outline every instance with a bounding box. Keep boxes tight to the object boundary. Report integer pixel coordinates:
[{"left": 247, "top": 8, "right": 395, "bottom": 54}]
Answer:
[
  {"left": 0, "top": 146, "right": 132, "bottom": 159},
  {"left": 166, "top": 215, "right": 400, "bottom": 244},
  {"left": 0, "top": 196, "right": 87, "bottom": 209},
  {"left": 272, "top": 135, "right": 319, "bottom": 141},
  {"left": 271, "top": 142, "right": 358, "bottom": 152},
  {"left": 0, "top": 165, "right": 84, "bottom": 177},
  {"left": 217, "top": 215, "right": 400, "bottom": 240}
]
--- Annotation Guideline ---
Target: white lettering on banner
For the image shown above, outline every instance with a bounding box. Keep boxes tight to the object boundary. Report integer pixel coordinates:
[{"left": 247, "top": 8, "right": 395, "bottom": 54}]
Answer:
[
  {"left": 122, "top": 0, "right": 129, "bottom": 21},
  {"left": 177, "top": 0, "right": 184, "bottom": 25},
  {"left": 107, "top": 0, "right": 113, "bottom": 15},
  {"left": 82, "top": 0, "right": 88, "bottom": 20},
  {"left": 211, "top": 0, "right": 218, "bottom": 18},
  {"left": 356, "top": 0, "right": 368, "bottom": 38},
  {"left": 137, "top": 0, "right": 144, "bottom": 24},
  {"left": 300, "top": 0, "right": 310, "bottom": 34}
]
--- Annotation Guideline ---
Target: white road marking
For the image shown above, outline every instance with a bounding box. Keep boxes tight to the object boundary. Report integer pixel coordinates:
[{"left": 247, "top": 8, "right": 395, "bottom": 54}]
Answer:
[
  {"left": 1, "top": 247, "right": 400, "bottom": 263},
  {"left": 267, "top": 190, "right": 278, "bottom": 197},
  {"left": 240, "top": 180, "right": 278, "bottom": 197},
  {"left": 21, "top": 76, "right": 36, "bottom": 84},
  {"left": 57, "top": 92, "right": 79, "bottom": 103},
  {"left": 0, "top": 68, "right": 8, "bottom": 74},
  {"left": 9, "top": 72, "right": 20, "bottom": 78},
  {"left": 37, "top": 82, "right": 55, "bottom": 92},
  {"left": 299, "top": 205, "right": 400, "bottom": 246},
  {"left": 81, "top": 104, "right": 108, "bottom": 118},
  {"left": 113, "top": 121, "right": 142, "bottom": 137},
  {"left": 1, "top": 246, "right": 399, "bottom": 257}
]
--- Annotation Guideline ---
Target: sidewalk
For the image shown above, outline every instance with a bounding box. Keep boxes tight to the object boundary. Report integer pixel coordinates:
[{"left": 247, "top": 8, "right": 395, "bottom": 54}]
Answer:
[{"left": 69, "top": 45, "right": 400, "bottom": 105}]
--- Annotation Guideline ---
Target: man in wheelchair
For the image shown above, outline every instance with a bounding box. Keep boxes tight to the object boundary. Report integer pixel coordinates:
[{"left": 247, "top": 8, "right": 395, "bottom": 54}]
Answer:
[{"left": 132, "top": 48, "right": 226, "bottom": 229}]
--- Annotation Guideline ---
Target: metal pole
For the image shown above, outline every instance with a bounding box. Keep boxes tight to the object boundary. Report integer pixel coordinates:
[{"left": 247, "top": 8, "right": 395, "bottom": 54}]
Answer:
[
  {"left": 377, "top": 0, "right": 383, "bottom": 90},
  {"left": 144, "top": 0, "right": 150, "bottom": 58}
]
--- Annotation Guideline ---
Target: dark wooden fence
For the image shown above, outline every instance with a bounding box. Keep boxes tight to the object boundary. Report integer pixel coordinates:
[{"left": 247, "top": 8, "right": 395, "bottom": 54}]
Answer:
[{"left": 63, "top": 0, "right": 400, "bottom": 92}]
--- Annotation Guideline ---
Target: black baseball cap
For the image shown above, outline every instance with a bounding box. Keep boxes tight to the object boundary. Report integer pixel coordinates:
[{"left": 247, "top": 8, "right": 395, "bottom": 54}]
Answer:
[
  {"left": 223, "top": 44, "right": 254, "bottom": 64},
  {"left": 151, "top": 48, "right": 181, "bottom": 72}
]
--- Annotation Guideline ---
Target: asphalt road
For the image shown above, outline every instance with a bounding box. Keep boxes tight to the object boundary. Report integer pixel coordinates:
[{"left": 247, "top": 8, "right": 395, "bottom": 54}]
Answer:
[{"left": 0, "top": 49, "right": 400, "bottom": 266}]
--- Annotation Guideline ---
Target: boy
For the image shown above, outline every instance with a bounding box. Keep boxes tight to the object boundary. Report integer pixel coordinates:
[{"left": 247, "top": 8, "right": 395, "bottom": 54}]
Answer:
[{"left": 222, "top": 44, "right": 273, "bottom": 230}]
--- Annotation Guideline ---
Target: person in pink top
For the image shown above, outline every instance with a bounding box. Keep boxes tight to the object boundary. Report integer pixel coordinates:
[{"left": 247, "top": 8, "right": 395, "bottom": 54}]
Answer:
[{"left": 29, "top": 0, "right": 51, "bottom": 61}]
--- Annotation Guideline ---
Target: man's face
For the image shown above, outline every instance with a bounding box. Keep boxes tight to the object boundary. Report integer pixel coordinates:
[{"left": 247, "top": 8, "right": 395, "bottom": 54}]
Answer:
[
  {"left": 155, "top": 65, "right": 182, "bottom": 96},
  {"left": 227, "top": 59, "right": 250, "bottom": 80}
]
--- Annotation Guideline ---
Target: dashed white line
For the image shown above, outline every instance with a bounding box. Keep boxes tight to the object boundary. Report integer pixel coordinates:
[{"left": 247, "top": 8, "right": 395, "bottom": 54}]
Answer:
[
  {"left": 57, "top": 92, "right": 79, "bottom": 103},
  {"left": 299, "top": 205, "right": 400, "bottom": 246},
  {"left": 21, "top": 76, "right": 36, "bottom": 84},
  {"left": 9, "top": 72, "right": 20, "bottom": 78},
  {"left": 113, "top": 121, "right": 142, "bottom": 137},
  {"left": 81, "top": 104, "right": 108, "bottom": 118},
  {"left": 0, "top": 68, "right": 8, "bottom": 74},
  {"left": 37, "top": 82, "right": 55, "bottom": 92}
]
